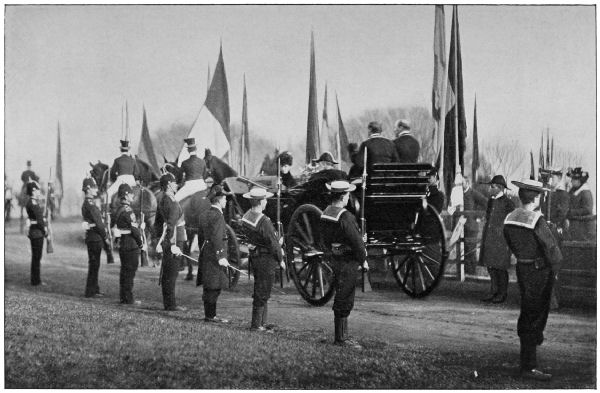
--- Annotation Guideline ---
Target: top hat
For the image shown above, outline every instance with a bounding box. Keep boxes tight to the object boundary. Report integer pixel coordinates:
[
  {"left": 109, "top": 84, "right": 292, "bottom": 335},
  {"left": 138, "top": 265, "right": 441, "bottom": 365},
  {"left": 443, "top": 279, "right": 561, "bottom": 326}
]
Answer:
[
  {"left": 395, "top": 119, "right": 411, "bottom": 130},
  {"left": 26, "top": 160, "right": 32, "bottom": 167},
  {"left": 243, "top": 187, "right": 274, "bottom": 200},
  {"left": 119, "top": 140, "right": 130, "bottom": 151},
  {"left": 278, "top": 151, "right": 293, "bottom": 167},
  {"left": 511, "top": 178, "right": 549, "bottom": 193},
  {"left": 204, "top": 148, "right": 212, "bottom": 158},
  {"left": 367, "top": 121, "right": 382, "bottom": 133},
  {"left": 118, "top": 183, "right": 133, "bottom": 198},
  {"left": 184, "top": 138, "right": 197, "bottom": 152},
  {"left": 316, "top": 151, "right": 338, "bottom": 165},
  {"left": 482, "top": 174, "right": 509, "bottom": 189},
  {"left": 159, "top": 172, "right": 176, "bottom": 190},
  {"left": 82, "top": 177, "right": 98, "bottom": 192},
  {"left": 326, "top": 180, "right": 356, "bottom": 193}
]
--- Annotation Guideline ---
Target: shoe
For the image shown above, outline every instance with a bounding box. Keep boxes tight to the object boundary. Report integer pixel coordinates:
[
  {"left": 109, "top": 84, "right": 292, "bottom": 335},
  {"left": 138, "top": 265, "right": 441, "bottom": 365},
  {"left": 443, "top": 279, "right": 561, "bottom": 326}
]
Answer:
[
  {"left": 481, "top": 294, "right": 496, "bottom": 303},
  {"left": 250, "top": 326, "right": 267, "bottom": 332},
  {"left": 86, "top": 293, "right": 105, "bottom": 298},
  {"left": 166, "top": 306, "right": 187, "bottom": 311},
  {"left": 491, "top": 295, "right": 507, "bottom": 304},
  {"left": 521, "top": 369, "right": 552, "bottom": 381},
  {"left": 334, "top": 338, "right": 363, "bottom": 350},
  {"left": 204, "top": 316, "right": 229, "bottom": 323}
]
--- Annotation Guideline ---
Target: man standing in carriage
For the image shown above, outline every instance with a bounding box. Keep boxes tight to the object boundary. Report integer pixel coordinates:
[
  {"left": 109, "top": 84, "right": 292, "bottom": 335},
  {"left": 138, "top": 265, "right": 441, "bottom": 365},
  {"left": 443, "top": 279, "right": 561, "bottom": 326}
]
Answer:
[
  {"left": 320, "top": 180, "right": 366, "bottom": 349},
  {"left": 355, "top": 121, "right": 399, "bottom": 171},
  {"left": 175, "top": 138, "right": 209, "bottom": 202},
  {"left": 392, "top": 119, "right": 420, "bottom": 163},
  {"left": 106, "top": 140, "right": 139, "bottom": 201}
]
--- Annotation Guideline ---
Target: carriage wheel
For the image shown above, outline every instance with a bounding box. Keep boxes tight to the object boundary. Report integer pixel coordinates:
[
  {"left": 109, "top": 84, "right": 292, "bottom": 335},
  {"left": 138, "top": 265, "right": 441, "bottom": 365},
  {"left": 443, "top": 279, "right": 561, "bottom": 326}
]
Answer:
[
  {"left": 390, "top": 203, "right": 447, "bottom": 298},
  {"left": 285, "top": 204, "right": 335, "bottom": 306},
  {"left": 226, "top": 224, "right": 241, "bottom": 289}
]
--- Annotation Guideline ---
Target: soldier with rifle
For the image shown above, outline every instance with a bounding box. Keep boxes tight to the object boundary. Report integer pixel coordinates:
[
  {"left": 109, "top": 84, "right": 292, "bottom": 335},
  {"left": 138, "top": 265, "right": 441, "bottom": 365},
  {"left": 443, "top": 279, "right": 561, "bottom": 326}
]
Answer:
[{"left": 25, "top": 180, "right": 47, "bottom": 286}]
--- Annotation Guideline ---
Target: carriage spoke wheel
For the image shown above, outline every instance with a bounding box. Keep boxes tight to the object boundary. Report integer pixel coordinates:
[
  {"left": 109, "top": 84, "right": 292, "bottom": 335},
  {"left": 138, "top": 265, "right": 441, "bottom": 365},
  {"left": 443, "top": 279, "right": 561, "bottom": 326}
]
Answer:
[
  {"left": 225, "top": 224, "right": 241, "bottom": 290},
  {"left": 391, "top": 203, "right": 447, "bottom": 298},
  {"left": 285, "top": 204, "right": 335, "bottom": 306}
]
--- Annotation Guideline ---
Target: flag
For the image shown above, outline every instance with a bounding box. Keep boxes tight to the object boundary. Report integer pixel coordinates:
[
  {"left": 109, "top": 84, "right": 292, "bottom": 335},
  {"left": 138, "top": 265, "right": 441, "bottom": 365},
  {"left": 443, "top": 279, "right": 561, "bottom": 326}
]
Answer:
[
  {"left": 336, "top": 93, "right": 350, "bottom": 165},
  {"left": 471, "top": 95, "right": 479, "bottom": 183},
  {"left": 442, "top": 5, "right": 467, "bottom": 199},
  {"left": 546, "top": 128, "right": 550, "bottom": 168},
  {"left": 137, "top": 106, "right": 160, "bottom": 175},
  {"left": 320, "top": 82, "right": 331, "bottom": 155},
  {"left": 306, "top": 31, "right": 320, "bottom": 164},
  {"left": 55, "top": 122, "right": 63, "bottom": 198},
  {"left": 530, "top": 151, "right": 535, "bottom": 180},
  {"left": 539, "top": 131, "right": 544, "bottom": 171},
  {"left": 179, "top": 44, "right": 230, "bottom": 163},
  {"left": 240, "top": 75, "right": 250, "bottom": 176},
  {"left": 432, "top": 5, "right": 446, "bottom": 124}
]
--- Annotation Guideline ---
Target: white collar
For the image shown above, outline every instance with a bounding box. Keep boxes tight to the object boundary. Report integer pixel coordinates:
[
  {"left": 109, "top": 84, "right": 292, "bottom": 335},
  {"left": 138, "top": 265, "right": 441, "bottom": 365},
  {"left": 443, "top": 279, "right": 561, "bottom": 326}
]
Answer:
[
  {"left": 396, "top": 130, "right": 413, "bottom": 138},
  {"left": 492, "top": 191, "right": 504, "bottom": 200},
  {"left": 211, "top": 204, "right": 223, "bottom": 214}
]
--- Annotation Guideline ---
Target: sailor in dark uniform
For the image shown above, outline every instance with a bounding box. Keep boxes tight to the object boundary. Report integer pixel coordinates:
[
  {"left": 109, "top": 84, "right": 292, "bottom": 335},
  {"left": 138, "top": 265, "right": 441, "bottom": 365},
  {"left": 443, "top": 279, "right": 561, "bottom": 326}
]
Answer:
[
  {"left": 320, "top": 180, "right": 366, "bottom": 349},
  {"left": 200, "top": 184, "right": 231, "bottom": 323},
  {"left": 392, "top": 119, "right": 420, "bottom": 163},
  {"left": 355, "top": 121, "right": 399, "bottom": 171},
  {"left": 107, "top": 140, "right": 139, "bottom": 201},
  {"left": 113, "top": 183, "right": 143, "bottom": 305},
  {"left": 278, "top": 151, "right": 297, "bottom": 189},
  {"left": 81, "top": 176, "right": 109, "bottom": 297},
  {"left": 155, "top": 173, "right": 186, "bottom": 311},
  {"left": 25, "top": 180, "right": 46, "bottom": 286},
  {"left": 175, "top": 138, "right": 209, "bottom": 202},
  {"left": 241, "top": 187, "right": 285, "bottom": 331},
  {"left": 503, "top": 179, "right": 563, "bottom": 381}
]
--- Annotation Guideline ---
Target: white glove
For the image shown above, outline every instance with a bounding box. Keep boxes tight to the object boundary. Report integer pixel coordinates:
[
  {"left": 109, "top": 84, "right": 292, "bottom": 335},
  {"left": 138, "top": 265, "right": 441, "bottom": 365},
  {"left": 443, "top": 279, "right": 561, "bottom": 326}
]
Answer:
[
  {"left": 218, "top": 258, "right": 230, "bottom": 267},
  {"left": 279, "top": 260, "right": 287, "bottom": 270},
  {"left": 140, "top": 221, "right": 146, "bottom": 230},
  {"left": 155, "top": 244, "right": 163, "bottom": 254},
  {"left": 170, "top": 245, "right": 182, "bottom": 256},
  {"left": 112, "top": 227, "right": 121, "bottom": 238},
  {"left": 81, "top": 222, "right": 90, "bottom": 230},
  {"left": 142, "top": 243, "right": 148, "bottom": 252},
  {"left": 278, "top": 237, "right": 284, "bottom": 246},
  {"left": 362, "top": 261, "right": 370, "bottom": 272}
]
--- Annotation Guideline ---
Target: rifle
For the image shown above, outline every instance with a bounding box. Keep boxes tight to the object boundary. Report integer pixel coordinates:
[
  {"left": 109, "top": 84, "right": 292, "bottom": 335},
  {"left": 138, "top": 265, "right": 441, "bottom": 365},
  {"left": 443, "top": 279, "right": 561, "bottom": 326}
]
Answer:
[
  {"left": 276, "top": 157, "right": 289, "bottom": 287},
  {"left": 104, "top": 166, "right": 115, "bottom": 263},
  {"left": 360, "top": 150, "right": 370, "bottom": 292},
  {"left": 45, "top": 168, "right": 54, "bottom": 254},
  {"left": 139, "top": 184, "right": 149, "bottom": 267}
]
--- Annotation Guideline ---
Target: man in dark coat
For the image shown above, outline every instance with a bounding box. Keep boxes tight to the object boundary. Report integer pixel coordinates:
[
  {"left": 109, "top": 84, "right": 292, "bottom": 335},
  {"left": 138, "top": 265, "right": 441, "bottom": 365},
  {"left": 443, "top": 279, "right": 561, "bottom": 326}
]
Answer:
[
  {"left": 200, "top": 184, "right": 231, "bottom": 323},
  {"left": 320, "top": 180, "right": 366, "bottom": 349},
  {"left": 241, "top": 187, "right": 285, "bottom": 331},
  {"left": 175, "top": 138, "right": 209, "bottom": 202},
  {"left": 504, "top": 179, "right": 563, "bottom": 381},
  {"left": 462, "top": 176, "right": 487, "bottom": 272},
  {"left": 479, "top": 175, "right": 516, "bottom": 303},
  {"left": 355, "top": 121, "right": 399, "bottom": 171},
  {"left": 566, "top": 167, "right": 594, "bottom": 240},
  {"left": 25, "top": 180, "right": 46, "bottom": 286},
  {"left": 107, "top": 140, "right": 139, "bottom": 201},
  {"left": 392, "top": 119, "right": 420, "bottom": 163},
  {"left": 81, "top": 176, "right": 109, "bottom": 297},
  {"left": 21, "top": 160, "right": 40, "bottom": 184}
]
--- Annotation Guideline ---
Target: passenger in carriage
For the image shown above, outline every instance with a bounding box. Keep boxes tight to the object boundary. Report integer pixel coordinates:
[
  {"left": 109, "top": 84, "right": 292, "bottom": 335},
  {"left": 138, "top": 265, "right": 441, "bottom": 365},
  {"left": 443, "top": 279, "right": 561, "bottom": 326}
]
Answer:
[
  {"left": 392, "top": 119, "right": 420, "bottom": 163},
  {"left": 355, "top": 121, "right": 399, "bottom": 171},
  {"left": 320, "top": 180, "right": 366, "bottom": 349},
  {"left": 426, "top": 167, "right": 445, "bottom": 214},
  {"left": 278, "top": 151, "right": 297, "bottom": 189},
  {"left": 106, "top": 140, "right": 139, "bottom": 201},
  {"left": 175, "top": 138, "right": 209, "bottom": 202}
]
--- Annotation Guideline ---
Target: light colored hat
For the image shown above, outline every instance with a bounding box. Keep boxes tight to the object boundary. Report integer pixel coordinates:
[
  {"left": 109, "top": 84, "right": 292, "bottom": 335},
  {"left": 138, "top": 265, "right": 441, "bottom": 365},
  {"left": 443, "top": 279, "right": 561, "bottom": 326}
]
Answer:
[
  {"left": 395, "top": 119, "right": 411, "bottom": 130},
  {"left": 511, "top": 178, "right": 549, "bottom": 193},
  {"left": 243, "top": 187, "right": 274, "bottom": 200},
  {"left": 326, "top": 180, "right": 356, "bottom": 193}
]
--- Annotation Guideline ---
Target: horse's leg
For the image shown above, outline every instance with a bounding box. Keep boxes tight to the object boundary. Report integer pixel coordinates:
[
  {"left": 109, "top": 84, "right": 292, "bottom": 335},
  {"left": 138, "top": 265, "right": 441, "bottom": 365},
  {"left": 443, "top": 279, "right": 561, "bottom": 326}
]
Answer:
[{"left": 184, "top": 228, "right": 195, "bottom": 280}]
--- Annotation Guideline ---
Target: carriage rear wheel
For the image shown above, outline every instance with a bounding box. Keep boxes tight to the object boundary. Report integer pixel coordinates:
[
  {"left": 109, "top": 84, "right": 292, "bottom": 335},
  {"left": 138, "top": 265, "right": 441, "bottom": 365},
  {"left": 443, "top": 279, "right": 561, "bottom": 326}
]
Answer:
[
  {"left": 226, "top": 224, "right": 241, "bottom": 289},
  {"left": 390, "top": 203, "right": 447, "bottom": 298},
  {"left": 285, "top": 204, "right": 335, "bottom": 306}
]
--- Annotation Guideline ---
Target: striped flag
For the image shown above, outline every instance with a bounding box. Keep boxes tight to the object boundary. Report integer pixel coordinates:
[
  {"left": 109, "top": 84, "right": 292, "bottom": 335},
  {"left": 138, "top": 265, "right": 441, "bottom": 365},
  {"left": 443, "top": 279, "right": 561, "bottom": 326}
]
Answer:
[
  {"left": 179, "top": 44, "right": 231, "bottom": 163},
  {"left": 137, "top": 106, "right": 160, "bottom": 176},
  {"left": 306, "top": 31, "right": 320, "bottom": 164}
]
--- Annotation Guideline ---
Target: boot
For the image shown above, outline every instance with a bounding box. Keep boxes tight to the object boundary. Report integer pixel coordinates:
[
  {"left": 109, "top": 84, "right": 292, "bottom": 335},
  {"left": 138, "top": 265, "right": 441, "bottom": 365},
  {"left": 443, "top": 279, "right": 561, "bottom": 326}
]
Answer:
[
  {"left": 250, "top": 306, "right": 265, "bottom": 331},
  {"left": 106, "top": 251, "right": 115, "bottom": 265},
  {"left": 262, "top": 303, "right": 276, "bottom": 330},
  {"left": 334, "top": 317, "right": 362, "bottom": 349}
]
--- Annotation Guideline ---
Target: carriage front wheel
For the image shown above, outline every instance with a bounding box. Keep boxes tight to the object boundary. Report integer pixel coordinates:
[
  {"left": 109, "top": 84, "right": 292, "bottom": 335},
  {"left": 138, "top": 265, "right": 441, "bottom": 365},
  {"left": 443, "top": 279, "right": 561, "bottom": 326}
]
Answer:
[{"left": 390, "top": 203, "right": 448, "bottom": 298}]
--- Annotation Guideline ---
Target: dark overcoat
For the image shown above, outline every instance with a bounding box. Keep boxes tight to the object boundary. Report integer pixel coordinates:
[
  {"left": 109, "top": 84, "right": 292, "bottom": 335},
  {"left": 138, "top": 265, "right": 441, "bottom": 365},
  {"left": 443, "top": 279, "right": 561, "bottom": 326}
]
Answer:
[
  {"left": 479, "top": 194, "right": 515, "bottom": 269},
  {"left": 200, "top": 205, "right": 229, "bottom": 290}
]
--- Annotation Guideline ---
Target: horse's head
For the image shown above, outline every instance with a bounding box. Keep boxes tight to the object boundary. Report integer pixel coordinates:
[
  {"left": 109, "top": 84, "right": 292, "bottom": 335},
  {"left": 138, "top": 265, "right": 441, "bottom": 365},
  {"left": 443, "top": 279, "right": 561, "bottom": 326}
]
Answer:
[
  {"left": 89, "top": 161, "right": 109, "bottom": 191},
  {"left": 162, "top": 160, "right": 183, "bottom": 185},
  {"left": 205, "top": 155, "right": 237, "bottom": 185}
]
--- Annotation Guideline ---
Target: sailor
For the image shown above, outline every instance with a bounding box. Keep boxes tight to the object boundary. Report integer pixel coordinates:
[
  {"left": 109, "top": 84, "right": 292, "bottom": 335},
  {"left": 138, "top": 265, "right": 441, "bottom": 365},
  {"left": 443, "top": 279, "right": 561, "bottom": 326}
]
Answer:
[
  {"left": 241, "top": 187, "right": 285, "bottom": 332},
  {"left": 25, "top": 180, "right": 46, "bottom": 286},
  {"left": 200, "top": 184, "right": 231, "bottom": 323},
  {"left": 503, "top": 179, "right": 563, "bottom": 381},
  {"left": 155, "top": 172, "right": 186, "bottom": 311},
  {"left": 113, "top": 183, "right": 143, "bottom": 305},
  {"left": 175, "top": 138, "right": 209, "bottom": 202},
  {"left": 278, "top": 151, "right": 297, "bottom": 189},
  {"left": 392, "top": 119, "right": 420, "bottom": 163},
  {"left": 355, "top": 121, "right": 399, "bottom": 170},
  {"left": 106, "top": 140, "right": 139, "bottom": 201},
  {"left": 320, "top": 180, "right": 366, "bottom": 349},
  {"left": 81, "top": 176, "right": 109, "bottom": 298}
]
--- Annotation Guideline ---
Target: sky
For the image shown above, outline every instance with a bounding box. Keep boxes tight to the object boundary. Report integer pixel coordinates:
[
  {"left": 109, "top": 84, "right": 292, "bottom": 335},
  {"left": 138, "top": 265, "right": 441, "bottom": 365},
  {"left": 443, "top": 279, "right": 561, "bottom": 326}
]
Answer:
[{"left": 3, "top": 4, "right": 596, "bottom": 212}]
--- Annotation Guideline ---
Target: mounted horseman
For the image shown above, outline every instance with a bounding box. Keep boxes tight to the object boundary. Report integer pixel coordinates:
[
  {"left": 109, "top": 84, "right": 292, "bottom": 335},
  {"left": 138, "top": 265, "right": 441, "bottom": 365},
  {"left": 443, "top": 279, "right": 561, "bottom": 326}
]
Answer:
[
  {"left": 175, "top": 138, "right": 209, "bottom": 202},
  {"left": 106, "top": 140, "right": 139, "bottom": 202}
]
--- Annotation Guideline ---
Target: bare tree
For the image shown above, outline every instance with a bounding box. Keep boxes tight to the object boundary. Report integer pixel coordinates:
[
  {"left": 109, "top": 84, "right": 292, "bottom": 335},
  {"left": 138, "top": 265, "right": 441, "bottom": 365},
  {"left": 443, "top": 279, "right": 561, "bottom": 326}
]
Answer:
[{"left": 482, "top": 139, "right": 526, "bottom": 181}]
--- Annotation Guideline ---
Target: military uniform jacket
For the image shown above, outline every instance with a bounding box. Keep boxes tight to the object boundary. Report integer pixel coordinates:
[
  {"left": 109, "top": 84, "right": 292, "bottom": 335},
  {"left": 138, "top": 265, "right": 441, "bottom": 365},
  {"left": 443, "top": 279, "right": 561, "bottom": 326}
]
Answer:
[
  {"left": 427, "top": 186, "right": 445, "bottom": 214},
  {"left": 26, "top": 198, "right": 46, "bottom": 239},
  {"left": 181, "top": 155, "right": 208, "bottom": 181},
  {"left": 568, "top": 183, "right": 594, "bottom": 218},
  {"left": 81, "top": 198, "right": 107, "bottom": 242},
  {"left": 110, "top": 154, "right": 139, "bottom": 181},
  {"left": 393, "top": 133, "right": 420, "bottom": 163},
  {"left": 356, "top": 134, "right": 399, "bottom": 170},
  {"left": 320, "top": 206, "right": 366, "bottom": 263},
  {"left": 479, "top": 194, "right": 516, "bottom": 269},
  {"left": 241, "top": 210, "right": 283, "bottom": 264},
  {"left": 158, "top": 193, "right": 184, "bottom": 246},
  {"left": 201, "top": 205, "right": 229, "bottom": 289},
  {"left": 114, "top": 202, "right": 142, "bottom": 251},
  {"left": 503, "top": 208, "right": 563, "bottom": 273},
  {"left": 21, "top": 170, "right": 39, "bottom": 184}
]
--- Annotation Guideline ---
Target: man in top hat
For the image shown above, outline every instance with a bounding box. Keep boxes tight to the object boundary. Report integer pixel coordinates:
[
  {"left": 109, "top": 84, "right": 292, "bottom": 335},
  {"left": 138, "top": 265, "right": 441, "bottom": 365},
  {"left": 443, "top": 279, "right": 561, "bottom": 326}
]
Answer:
[
  {"left": 479, "top": 175, "right": 516, "bottom": 304},
  {"left": 278, "top": 151, "right": 297, "bottom": 189},
  {"left": 355, "top": 121, "right": 399, "bottom": 171},
  {"left": 107, "top": 140, "right": 139, "bottom": 201},
  {"left": 200, "top": 184, "right": 231, "bottom": 323},
  {"left": 81, "top": 176, "right": 110, "bottom": 297},
  {"left": 25, "top": 180, "right": 46, "bottom": 286},
  {"left": 155, "top": 172, "right": 186, "bottom": 311},
  {"left": 320, "top": 180, "right": 366, "bottom": 349},
  {"left": 175, "top": 138, "right": 209, "bottom": 202},
  {"left": 241, "top": 187, "right": 285, "bottom": 331},
  {"left": 21, "top": 160, "right": 40, "bottom": 185},
  {"left": 503, "top": 179, "right": 562, "bottom": 381},
  {"left": 112, "top": 183, "right": 143, "bottom": 305},
  {"left": 393, "top": 119, "right": 420, "bottom": 163},
  {"left": 566, "top": 167, "right": 594, "bottom": 240}
]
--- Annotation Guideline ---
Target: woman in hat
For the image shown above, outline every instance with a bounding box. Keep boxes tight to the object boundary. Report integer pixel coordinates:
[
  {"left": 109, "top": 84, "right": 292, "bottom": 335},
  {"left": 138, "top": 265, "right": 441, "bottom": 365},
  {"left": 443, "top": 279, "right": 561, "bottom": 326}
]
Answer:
[
  {"left": 479, "top": 175, "right": 516, "bottom": 304},
  {"left": 319, "top": 180, "right": 366, "bottom": 349},
  {"left": 241, "top": 187, "right": 285, "bottom": 331},
  {"left": 81, "top": 176, "right": 109, "bottom": 297},
  {"left": 566, "top": 167, "right": 594, "bottom": 240},
  {"left": 503, "top": 179, "right": 562, "bottom": 381},
  {"left": 278, "top": 151, "right": 297, "bottom": 189},
  {"left": 25, "top": 180, "right": 46, "bottom": 286}
]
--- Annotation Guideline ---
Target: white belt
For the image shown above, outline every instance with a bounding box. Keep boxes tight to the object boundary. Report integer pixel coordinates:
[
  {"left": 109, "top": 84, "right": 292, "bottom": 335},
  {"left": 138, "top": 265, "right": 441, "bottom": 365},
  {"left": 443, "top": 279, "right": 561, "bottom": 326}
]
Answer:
[
  {"left": 119, "top": 229, "right": 131, "bottom": 234},
  {"left": 29, "top": 220, "right": 37, "bottom": 224},
  {"left": 88, "top": 223, "right": 96, "bottom": 228}
]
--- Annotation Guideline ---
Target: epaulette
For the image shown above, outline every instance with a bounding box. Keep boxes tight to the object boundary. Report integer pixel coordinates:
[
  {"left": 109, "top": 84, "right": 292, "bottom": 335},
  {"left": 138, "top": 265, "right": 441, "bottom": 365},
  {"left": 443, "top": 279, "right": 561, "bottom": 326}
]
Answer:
[
  {"left": 504, "top": 208, "right": 543, "bottom": 229},
  {"left": 321, "top": 206, "right": 346, "bottom": 223},
  {"left": 242, "top": 211, "right": 264, "bottom": 228}
]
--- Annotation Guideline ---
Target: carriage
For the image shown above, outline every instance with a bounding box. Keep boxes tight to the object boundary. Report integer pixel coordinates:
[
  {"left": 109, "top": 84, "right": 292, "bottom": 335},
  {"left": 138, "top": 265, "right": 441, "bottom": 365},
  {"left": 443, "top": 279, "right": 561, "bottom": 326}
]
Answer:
[{"left": 223, "top": 162, "right": 449, "bottom": 306}]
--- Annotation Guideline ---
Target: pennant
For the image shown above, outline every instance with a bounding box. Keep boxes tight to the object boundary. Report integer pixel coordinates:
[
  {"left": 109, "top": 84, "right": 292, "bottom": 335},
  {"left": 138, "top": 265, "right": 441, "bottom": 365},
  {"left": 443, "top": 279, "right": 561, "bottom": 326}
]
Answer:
[
  {"left": 137, "top": 106, "right": 160, "bottom": 176},
  {"left": 306, "top": 31, "right": 320, "bottom": 164},
  {"left": 240, "top": 75, "right": 250, "bottom": 176},
  {"left": 471, "top": 95, "right": 479, "bottom": 183},
  {"left": 546, "top": 128, "right": 550, "bottom": 168},
  {"left": 321, "top": 83, "right": 333, "bottom": 156},
  {"left": 55, "top": 122, "right": 63, "bottom": 198},
  {"left": 530, "top": 151, "right": 535, "bottom": 180},
  {"left": 336, "top": 93, "right": 350, "bottom": 164}
]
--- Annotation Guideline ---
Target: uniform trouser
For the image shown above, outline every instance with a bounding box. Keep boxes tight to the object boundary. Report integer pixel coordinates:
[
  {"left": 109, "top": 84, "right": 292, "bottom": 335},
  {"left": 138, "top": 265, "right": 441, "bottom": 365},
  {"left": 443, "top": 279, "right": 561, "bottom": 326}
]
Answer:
[
  {"left": 85, "top": 240, "right": 103, "bottom": 297},
  {"left": 30, "top": 237, "right": 44, "bottom": 285},
  {"left": 175, "top": 179, "right": 207, "bottom": 202},
  {"left": 161, "top": 250, "right": 181, "bottom": 310},
  {"left": 487, "top": 267, "right": 509, "bottom": 298},
  {"left": 202, "top": 288, "right": 222, "bottom": 318},
  {"left": 332, "top": 257, "right": 358, "bottom": 318},
  {"left": 107, "top": 175, "right": 136, "bottom": 201},
  {"left": 119, "top": 248, "right": 140, "bottom": 304},
  {"left": 252, "top": 255, "right": 276, "bottom": 308},
  {"left": 516, "top": 263, "right": 554, "bottom": 370}
]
